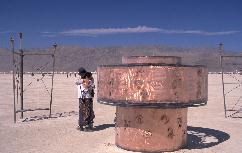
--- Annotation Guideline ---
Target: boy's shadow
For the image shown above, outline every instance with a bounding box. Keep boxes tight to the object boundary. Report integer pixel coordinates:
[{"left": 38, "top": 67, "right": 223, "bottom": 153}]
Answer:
[{"left": 92, "top": 123, "right": 115, "bottom": 131}]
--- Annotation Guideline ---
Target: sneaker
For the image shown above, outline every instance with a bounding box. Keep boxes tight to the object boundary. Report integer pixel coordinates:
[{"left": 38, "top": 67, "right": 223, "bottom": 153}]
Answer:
[
  {"left": 87, "top": 123, "right": 93, "bottom": 128},
  {"left": 84, "top": 127, "right": 93, "bottom": 132},
  {"left": 83, "top": 124, "right": 94, "bottom": 132},
  {"left": 77, "top": 125, "right": 84, "bottom": 131}
]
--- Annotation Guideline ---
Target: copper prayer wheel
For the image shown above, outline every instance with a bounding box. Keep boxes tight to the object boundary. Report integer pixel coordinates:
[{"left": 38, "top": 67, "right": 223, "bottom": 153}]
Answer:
[
  {"left": 97, "top": 56, "right": 208, "bottom": 152},
  {"left": 122, "top": 56, "right": 181, "bottom": 65}
]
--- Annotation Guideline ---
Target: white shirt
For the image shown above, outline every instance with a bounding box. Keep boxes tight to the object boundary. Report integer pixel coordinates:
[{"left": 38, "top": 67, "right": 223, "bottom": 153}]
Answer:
[{"left": 76, "top": 78, "right": 94, "bottom": 99}]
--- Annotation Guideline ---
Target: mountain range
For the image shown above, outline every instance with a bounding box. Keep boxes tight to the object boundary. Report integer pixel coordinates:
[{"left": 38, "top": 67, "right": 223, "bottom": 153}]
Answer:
[{"left": 0, "top": 45, "right": 241, "bottom": 72}]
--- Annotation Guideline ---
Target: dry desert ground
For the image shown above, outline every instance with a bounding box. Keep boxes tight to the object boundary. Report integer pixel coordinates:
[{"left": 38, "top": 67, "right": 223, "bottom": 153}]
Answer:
[{"left": 0, "top": 74, "right": 242, "bottom": 153}]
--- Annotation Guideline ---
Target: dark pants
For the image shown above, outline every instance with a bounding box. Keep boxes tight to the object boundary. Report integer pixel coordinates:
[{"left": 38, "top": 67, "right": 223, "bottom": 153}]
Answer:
[{"left": 79, "top": 98, "right": 95, "bottom": 127}]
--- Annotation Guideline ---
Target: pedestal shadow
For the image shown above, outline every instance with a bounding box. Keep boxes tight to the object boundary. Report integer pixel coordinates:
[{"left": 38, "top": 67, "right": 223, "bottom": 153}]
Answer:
[{"left": 186, "top": 126, "right": 230, "bottom": 149}]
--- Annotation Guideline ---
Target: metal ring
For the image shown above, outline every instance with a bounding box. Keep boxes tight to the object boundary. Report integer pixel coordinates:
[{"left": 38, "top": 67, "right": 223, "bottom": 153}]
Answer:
[
  {"left": 98, "top": 63, "right": 206, "bottom": 68},
  {"left": 97, "top": 98, "right": 207, "bottom": 108}
]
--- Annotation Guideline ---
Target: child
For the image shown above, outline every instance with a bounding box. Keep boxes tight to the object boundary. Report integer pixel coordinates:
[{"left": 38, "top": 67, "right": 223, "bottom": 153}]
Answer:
[
  {"left": 85, "top": 72, "right": 95, "bottom": 97},
  {"left": 75, "top": 67, "right": 95, "bottom": 131}
]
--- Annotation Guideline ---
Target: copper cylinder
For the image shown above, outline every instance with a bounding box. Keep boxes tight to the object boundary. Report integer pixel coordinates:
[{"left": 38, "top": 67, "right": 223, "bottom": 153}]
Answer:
[
  {"left": 98, "top": 66, "right": 207, "bottom": 104},
  {"left": 97, "top": 56, "right": 208, "bottom": 152},
  {"left": 115, "top": 107, "right": 187, "bottom": 152},
  {"left": 122, "top": 56, "right": 181, "bottom": 64}
]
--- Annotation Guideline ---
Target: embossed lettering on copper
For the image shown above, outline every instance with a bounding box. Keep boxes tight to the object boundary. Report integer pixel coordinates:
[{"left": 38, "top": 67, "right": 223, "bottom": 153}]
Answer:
[
  {"left": 183, "top": 129, "right": 186, "bottom": 135},
  {"left": 115, "top": 72, "right": 123, "bottom": 79},
  {"left": 136, "top": 115, "right": 144, "bottom": 124},
  {"left": 144, "top": 130, "right": 152, "bottom": 138},
  {"left": 160, "top": 114, "right": 169, "bottom": 124},
  {"left": 167, "top": 127, "right": 175, "bottom": 139},
  {"left": 109, "top": 80, "right": 112, "bottom": 85},
  {"left": 177, "top": 117, "right": 182, "bottom": 128},
  {"left": 197, "top": 69, "right": 202, "bottom": 76},
  {"left": 134, "top": 79, "right": 143, "bottom": 90},
  {"left": 124, "top": 120, "right": 131, "bottom": 130},
  {"left": 120, "top": 80, "right": 128, "bottom": 87},
  {"left": 117, "top": 72, "right": 128, "bottom": 87},
  {"left": 119, "top": 73, "right": 128, "bottom": 96},
  {"left": 172, "top": 79, "right": 178, "bottom": 89},
  {"left": 121, "top": 88, "right": 128, "bottom": 96},
  {"left": 150, "top": 80, "right": 164, "bottom": 90},
  {"left": 172, "top": 77, "right": 182, "bottom": 89},
  {"left": 196, "top": 84, "right": 202, "bottom": 98},
  {"left": 140, "top": 89, "right": 148, "bottom": 100},
  {"left": 134, "top": 68, "right": 145, "bottom": 78}
]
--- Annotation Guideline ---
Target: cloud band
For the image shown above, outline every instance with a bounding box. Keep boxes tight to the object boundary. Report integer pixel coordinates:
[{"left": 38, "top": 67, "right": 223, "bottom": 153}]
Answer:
[{"left": 43, "top": 26, "right": 240, "bottom": 37}]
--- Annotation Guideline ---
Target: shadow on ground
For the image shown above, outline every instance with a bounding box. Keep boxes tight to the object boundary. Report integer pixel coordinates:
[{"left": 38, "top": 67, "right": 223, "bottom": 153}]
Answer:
[
  {"left": 21, "top": 115, "right": 229, "bottom": 150},
  {"left": 93, "top": 123, "right": 115, "bottom": 131},
  {"left": 186, "top": 126, "right": 230, "bottom": 149},
  {"left": 21, "top": 111, "right": 78, "bottom": 122}
]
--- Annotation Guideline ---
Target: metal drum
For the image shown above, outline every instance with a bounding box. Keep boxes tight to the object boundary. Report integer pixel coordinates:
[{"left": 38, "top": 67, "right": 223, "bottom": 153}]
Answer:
[
  {"left": 122, "top": 56, "right": 181, "bottom": 65},
  {"left": 97, "top": 56, "right": 208, "bottom": 152}
]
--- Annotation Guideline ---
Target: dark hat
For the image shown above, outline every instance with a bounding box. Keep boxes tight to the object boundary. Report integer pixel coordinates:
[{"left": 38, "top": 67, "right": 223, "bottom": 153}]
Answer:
[
  {"left": 86, "top": 72, "right": 92, "bottom": 78},
  {"left": 78, "top": 67, "right": 87, "bottom": 76}
]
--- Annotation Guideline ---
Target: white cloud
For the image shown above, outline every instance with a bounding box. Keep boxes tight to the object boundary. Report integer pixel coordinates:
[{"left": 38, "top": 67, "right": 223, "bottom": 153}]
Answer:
[
  {"left": 0, "top": 30, "right": 13, "bottom": 34},
  {"left": 42, "top": 26, "right": 240, "bottom": 37},
  {"left": 42, "top": 31, "right": 53, "bottom": 34},
  {"left": 60, "top": 26, "right": 160, "bottom": 36},
  {"left": 158, "top": 29, "right": 240, "bottom": 36},
  {"left": 42, "top": 34, "right": 57, "bottom": 38},
  {"left": 201, "top": 31, "right": 240, "bottom": 36},
  {"left": 41, "top": 31, "right": 57, "bottom": 38}
]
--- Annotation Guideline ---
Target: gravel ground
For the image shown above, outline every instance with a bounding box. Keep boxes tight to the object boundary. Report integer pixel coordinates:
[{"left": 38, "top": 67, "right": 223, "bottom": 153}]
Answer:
[{"left": 0, "top": 74, "right": 242, "bottom": 153}]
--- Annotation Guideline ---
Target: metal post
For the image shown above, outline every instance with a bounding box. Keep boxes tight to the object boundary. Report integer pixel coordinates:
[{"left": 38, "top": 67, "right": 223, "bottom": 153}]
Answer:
[
  {"left": 219, "top": 43, "right": 227, "bottom": 118},
  {"left": 49, "top": 43, "right": 57, "bottom": 117},
  {"left": 219, "top": 43, "right": 224, "bottom": 55},
  {"left": 10, "top": 37, "right": 16, "bottom": 123},
  {"left": 220, "top": 56, "right": 227, "bottom": 118},
  {"left": 19, "top": 32, "right": 24, "bottom": 118}
]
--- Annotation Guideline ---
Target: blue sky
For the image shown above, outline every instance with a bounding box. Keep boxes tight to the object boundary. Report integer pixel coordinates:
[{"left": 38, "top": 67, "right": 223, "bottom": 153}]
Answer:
[{"left": 0, "top": 0, "right": 242, "bottom": 51}]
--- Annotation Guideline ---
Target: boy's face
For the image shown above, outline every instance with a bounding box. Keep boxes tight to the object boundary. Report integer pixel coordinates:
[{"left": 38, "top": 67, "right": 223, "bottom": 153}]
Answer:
[
  {"left": 82, "top": 79, "right": 90, "bottom": 88},
  {"left": 79, "top": 73, "right": 86, "bottom": 79}
]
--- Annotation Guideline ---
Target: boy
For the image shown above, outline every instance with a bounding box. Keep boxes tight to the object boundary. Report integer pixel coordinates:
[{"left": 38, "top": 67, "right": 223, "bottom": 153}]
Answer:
[{"left": 76, "top": 67, "right": 95, "bottom": 131}]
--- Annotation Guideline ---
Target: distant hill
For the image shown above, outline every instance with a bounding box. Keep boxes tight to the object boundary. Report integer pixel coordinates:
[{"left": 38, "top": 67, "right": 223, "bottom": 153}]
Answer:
[
  {"left": 0, "top": 48, "right": 12, "bottom": 72},
  {"left": 0, "top": 45, "right": 241, "bottom": 72}
]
